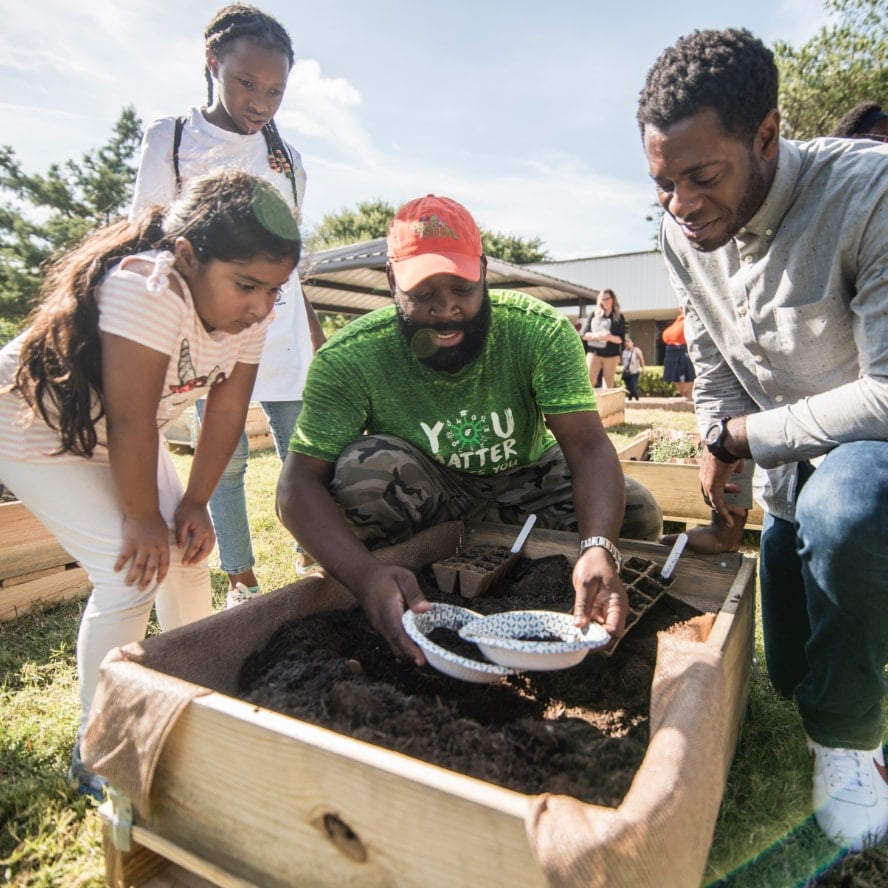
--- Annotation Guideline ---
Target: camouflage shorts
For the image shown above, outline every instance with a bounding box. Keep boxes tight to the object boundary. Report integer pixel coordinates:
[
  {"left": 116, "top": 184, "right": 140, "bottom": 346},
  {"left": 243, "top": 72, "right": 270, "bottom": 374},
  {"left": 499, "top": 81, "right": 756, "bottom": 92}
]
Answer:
[{"left": 330, "top": 434, "right": 662, "bottom": 548}]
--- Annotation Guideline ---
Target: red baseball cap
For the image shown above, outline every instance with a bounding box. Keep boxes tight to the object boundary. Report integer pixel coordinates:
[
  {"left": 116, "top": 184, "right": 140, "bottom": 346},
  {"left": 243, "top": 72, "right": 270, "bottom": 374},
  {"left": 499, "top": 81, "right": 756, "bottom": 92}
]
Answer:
[{"left": 387, "top": 195, "right": 483, "bottom": 290}]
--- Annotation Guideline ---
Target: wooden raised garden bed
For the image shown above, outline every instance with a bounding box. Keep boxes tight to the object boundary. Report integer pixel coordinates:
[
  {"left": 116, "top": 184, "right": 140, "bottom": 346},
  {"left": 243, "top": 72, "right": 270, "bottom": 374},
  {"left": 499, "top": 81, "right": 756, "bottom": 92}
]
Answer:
[
  {"left": 595, "top": 386, "right": 625, "bottom": 428},
  {"left": 163, "top": 404, "right": 274, "bottom": 454},
  {"left": 0, "top": 500, "right": 89, "bottom": 621},
  {"left": 618, "top": 431, "right": 764, "bottom": 531},
  {"left": 85, "top": 521, "right": 755, "bottom": 888}
]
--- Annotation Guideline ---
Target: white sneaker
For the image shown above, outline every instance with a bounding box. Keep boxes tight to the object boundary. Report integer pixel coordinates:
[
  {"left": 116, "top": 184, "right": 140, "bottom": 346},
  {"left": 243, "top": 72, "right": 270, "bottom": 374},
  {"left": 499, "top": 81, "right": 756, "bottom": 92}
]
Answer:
[
  {"left": 226, "top": 582, "right": 261, "bottom": 609},
  {"left": 807, "top": 736, "right": 888, "bottom": 850}
]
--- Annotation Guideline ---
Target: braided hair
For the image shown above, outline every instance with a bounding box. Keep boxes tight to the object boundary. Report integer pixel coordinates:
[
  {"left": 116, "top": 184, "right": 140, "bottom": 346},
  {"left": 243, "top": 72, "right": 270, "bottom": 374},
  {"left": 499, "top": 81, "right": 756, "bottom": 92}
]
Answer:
[
  {"left": 204, "top": 5, "right": 298, "bottom": 205},
  {"left": 14, "top": 170, "right": 301, "bottom": 457},
  {"left": 637, "top": 28, "right": 778, "bottom": 144}
]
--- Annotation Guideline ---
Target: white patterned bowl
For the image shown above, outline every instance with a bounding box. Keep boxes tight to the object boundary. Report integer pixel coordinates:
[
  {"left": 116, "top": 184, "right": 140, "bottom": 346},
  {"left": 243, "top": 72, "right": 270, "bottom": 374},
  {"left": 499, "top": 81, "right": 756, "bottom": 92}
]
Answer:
[
  {"left": 401, "top": 603, "right": 517, "bottom": 684},
  {"left": 459, "top": 610, "right": 611, "bottom": 671}
]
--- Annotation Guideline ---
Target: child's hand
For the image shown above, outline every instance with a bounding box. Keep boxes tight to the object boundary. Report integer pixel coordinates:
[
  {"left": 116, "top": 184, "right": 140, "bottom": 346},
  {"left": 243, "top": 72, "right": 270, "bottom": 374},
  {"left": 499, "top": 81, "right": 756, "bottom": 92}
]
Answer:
[
  {"left": 116, "top": 514, "right": 171, "bottom": 590},
  {"left": 173, "top": 500, "right": 216, "bottom": 566}
]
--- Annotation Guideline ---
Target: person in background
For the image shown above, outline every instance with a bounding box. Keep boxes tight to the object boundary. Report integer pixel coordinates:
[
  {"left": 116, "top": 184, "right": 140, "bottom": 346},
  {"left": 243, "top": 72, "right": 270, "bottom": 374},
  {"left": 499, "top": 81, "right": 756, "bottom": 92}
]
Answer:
[
  {"left": 579, "top": 288, "right": 626, "bottom": 388},
  {"left": 277, "top": 195, "right": 663, "bottom": 665},
  {"left": 131, "top": 4, "right": 324, "bottom": 608},
  {"left": 831, "top": 101, "right": 888, "bottom": 142},
  {"left": 638, "top": 27, "right": 888, "bottom": 851},
  {"left": 0, "top": 170, "right": 301, "bottom": 798},
  {"left": 620, "top": 336, "right": 645, "bottom": 401},
  {"left": 661, "top": 310, "right": 695, "bottom": 401}
]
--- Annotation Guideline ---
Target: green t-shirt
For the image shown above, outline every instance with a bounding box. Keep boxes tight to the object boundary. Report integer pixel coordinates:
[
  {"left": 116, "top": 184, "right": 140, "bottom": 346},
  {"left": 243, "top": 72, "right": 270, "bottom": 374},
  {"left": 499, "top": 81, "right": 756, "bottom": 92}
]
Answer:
[{"left": 291, "top": 290, "right": 597, "bottom": 475}]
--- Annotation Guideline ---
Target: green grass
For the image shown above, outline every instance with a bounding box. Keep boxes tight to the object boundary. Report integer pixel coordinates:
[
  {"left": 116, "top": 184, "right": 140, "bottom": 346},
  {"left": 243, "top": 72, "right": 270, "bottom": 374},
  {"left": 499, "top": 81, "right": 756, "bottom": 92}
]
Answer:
[{"left": 2, "top": 413, "right": 886, "bottom": 886}]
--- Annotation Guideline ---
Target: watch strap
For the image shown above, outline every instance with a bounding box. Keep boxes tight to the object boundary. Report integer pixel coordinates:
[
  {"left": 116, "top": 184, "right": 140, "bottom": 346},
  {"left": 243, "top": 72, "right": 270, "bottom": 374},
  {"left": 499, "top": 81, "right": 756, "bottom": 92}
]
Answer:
[
  {"left": 578, "top": 536, "right": 623, "bottom": 570},
  {"left": 706, "top": 417, "right": 739, "bottom": 463}
]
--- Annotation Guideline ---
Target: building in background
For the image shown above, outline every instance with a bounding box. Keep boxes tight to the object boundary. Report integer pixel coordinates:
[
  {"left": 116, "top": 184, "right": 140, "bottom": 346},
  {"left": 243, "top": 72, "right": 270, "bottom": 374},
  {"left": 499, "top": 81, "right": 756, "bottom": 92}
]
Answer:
[{"left": 526, "top": 251, "right": 679, "bottom": 366}]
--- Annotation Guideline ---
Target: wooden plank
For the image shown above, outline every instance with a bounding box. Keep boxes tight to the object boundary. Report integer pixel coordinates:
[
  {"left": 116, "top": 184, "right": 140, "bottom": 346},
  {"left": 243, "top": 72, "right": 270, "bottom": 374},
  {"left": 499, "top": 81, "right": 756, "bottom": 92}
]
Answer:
[
  {"left": 2, "top": 564, "right": 65, "bottom": 587},
  {"left": 102, "top": 812, "right": 172, "bottom": 888},
  {"left": 620, "top": 459, "right": 764, "bottom": 529},
  {"left": 0, "top": 501, "right": 76, "bottom": 581},
  {"left": 707, "top": 556, "right": 757, "bottom": 774},
  {"left": 0, "top": 565, "right": 89, "bottom": 621},
  {"left": 143, "top": 696, "right": 540, "bottom": 888},
  {"left": 596, "top": 387, "right": 625, "bottom": 428},
  {"left": 616, "top": 430, "right": 651, "bottom": 461},
  {"left": 140, "top": 863, "right": 218, "bottom": 888},
  {"left": 100, "top": 804, "right": 258, "bottom": 888}
]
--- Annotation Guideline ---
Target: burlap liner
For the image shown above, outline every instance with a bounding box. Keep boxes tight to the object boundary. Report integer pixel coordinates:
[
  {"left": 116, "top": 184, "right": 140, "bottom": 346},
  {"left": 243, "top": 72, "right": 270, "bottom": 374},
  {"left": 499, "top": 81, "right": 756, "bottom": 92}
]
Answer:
[
  {"left": 82, "top": 522, "right": 734, "bottom": 886},
  {"left": 526, "top": 619, "right": 728, "bottom": 887}
]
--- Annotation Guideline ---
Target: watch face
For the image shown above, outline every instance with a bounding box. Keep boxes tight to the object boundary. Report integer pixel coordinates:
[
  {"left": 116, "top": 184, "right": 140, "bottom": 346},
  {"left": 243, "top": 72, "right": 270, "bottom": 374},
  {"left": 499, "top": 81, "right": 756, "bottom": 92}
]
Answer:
[{"left": 705, "top": 422, "right": 722, "bottom": 446}]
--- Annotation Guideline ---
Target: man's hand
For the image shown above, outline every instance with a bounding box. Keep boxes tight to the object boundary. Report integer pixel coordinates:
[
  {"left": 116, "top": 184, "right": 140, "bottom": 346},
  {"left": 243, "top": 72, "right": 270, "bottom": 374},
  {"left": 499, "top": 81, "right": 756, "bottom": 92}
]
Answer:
[
  {"left": 661, "top": 507, "right": 749, "bottom": 555},
  {"left": 571, "top": 546, "right": 627, "bottom": 638},
  {"left": 353, "top": 564, "right": 431, "bottom": 665}
]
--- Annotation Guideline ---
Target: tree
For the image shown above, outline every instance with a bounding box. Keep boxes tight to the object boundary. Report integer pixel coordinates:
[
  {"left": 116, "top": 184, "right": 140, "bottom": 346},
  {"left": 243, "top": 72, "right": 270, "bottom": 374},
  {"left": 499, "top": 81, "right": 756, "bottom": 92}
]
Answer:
[
  {"left": 307, "top": 198, "right": 550, "bottom": 264},
  {"left": 479, "top": 230, "right": 549, "bottom": 265},
  {"left": 774, "top": 0, "right": 888, "bottom": 139},
  {"left": 305, "top": 199, "right": 395, "bottom": 252},
  {"left": 0, "top": 106, "right": 142, "bottom": 323}
]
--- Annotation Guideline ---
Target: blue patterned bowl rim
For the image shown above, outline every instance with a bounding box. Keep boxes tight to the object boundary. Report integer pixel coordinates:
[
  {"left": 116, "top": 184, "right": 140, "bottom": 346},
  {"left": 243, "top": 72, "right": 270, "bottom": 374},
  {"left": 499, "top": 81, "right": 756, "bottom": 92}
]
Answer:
[
  {"left": 402, "top": 603, "right": 517, "bottom": 677},
  {"left": 459, "top": 609, "right": 610, "bottom": 654}
]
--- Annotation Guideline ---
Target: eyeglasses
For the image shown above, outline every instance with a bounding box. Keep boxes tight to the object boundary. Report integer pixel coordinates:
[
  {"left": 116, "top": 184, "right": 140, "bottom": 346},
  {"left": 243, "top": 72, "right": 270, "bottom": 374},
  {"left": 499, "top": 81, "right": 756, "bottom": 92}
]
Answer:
[
  {"left": 600, "top": 296, "right": 613, "bottom": 301},
  {"left": 859, "top": 132, "right": 888, "bottom": 143}
]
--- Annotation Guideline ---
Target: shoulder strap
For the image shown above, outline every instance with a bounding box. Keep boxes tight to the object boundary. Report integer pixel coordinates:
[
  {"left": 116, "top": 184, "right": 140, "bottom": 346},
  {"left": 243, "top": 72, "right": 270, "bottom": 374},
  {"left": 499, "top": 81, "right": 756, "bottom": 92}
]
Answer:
[
  {"left": 172, "top": 116, "right": 186, "bottom": 196},
  {"left": 262, "top": 121, "right": 299, "bottom": 210}
]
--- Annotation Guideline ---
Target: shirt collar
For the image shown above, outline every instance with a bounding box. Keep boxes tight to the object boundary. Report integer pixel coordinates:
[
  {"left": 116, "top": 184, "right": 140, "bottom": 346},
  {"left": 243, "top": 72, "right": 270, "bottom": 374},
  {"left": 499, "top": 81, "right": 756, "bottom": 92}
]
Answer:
[{"left": 735, "top": 138, "right": 801, "bottom": 243}]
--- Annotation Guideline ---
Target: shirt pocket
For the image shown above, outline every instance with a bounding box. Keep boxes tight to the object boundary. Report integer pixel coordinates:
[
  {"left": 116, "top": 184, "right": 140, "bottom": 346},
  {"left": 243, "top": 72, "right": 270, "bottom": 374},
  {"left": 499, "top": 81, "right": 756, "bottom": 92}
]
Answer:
[{"left": 773, "top": 293, "right": 855, "bottom": 379}]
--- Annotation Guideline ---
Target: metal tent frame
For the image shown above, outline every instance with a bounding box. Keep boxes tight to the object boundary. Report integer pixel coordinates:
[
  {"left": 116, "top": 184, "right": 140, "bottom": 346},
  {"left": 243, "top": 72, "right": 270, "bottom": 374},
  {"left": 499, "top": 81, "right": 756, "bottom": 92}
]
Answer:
[{"left": 298, "top": 238, "right": 599, "bottom": 315}]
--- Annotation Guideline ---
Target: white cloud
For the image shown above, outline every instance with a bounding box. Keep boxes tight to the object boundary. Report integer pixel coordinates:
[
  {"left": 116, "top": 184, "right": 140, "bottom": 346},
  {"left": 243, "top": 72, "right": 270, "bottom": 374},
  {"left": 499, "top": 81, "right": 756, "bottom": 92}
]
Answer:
[{"left": 279, "top": 59, "right": 375, "bottom": 162}]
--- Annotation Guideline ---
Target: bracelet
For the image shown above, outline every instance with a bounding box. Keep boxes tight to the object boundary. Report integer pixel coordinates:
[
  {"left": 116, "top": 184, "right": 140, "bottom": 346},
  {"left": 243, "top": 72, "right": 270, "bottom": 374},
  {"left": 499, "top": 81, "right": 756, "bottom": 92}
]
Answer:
[{"left": 578, "top": 536, "right": 623, "bottom": 571}]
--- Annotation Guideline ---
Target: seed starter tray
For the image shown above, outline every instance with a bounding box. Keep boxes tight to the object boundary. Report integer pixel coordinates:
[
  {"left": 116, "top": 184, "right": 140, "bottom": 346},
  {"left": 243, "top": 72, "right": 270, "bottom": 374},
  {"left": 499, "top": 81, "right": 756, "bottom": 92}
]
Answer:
[
  {"left": 608, "top": 555, "right": 677, "bottom": 653},
  {"left": 432, "top": 545, "right": 517, "bottom": 598}
]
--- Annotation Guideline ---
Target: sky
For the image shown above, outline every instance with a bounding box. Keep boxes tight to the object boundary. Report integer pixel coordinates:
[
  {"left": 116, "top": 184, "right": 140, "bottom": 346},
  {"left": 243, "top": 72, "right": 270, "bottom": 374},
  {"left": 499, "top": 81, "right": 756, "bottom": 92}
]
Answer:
[{"left": 0, "top": 0, "right": 832, "bottom": 261}]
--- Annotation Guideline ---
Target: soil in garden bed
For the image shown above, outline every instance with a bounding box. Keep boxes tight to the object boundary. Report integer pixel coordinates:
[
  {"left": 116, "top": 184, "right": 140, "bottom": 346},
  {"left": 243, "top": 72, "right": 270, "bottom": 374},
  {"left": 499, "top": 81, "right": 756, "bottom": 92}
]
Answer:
[{"left": 238, "top": 554, "right": 705, "bottom": 809}]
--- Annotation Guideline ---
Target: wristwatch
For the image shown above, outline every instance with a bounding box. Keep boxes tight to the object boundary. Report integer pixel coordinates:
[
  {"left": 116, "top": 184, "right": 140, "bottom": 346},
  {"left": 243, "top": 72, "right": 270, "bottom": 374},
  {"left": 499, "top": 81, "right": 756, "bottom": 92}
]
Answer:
[
  {"left": 578, "top": 536, "right": 622, "bottom": 571},
  {"left": 703, "top": 417, "right": 740, "bottom": 463}
]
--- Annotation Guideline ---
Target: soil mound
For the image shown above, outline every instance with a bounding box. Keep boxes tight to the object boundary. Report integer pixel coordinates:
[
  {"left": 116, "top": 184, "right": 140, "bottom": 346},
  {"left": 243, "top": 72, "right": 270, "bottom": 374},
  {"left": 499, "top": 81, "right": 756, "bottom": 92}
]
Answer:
[{"left": 238, "top": 555, "right": 702, "bottom": 808}]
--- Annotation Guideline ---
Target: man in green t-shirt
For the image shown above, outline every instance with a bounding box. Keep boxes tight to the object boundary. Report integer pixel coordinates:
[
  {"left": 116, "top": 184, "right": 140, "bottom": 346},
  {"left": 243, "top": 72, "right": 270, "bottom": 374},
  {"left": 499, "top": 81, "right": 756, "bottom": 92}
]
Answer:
[{"left": 277, "top": 194, "right": 661, "bottom": 663}]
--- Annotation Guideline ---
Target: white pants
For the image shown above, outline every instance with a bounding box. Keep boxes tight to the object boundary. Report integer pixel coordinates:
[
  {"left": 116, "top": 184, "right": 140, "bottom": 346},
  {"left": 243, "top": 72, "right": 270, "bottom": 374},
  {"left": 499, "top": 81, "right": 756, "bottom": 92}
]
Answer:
[{"left": 0, "top": 443, "right": 212, "bottom": 735}]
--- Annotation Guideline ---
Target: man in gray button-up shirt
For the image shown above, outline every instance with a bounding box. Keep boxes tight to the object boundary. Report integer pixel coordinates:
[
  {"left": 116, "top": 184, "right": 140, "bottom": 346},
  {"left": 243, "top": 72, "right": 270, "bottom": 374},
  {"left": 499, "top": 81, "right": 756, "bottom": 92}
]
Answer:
[{"left": 638, "top": 28, "right": 887, "bottom": 852}]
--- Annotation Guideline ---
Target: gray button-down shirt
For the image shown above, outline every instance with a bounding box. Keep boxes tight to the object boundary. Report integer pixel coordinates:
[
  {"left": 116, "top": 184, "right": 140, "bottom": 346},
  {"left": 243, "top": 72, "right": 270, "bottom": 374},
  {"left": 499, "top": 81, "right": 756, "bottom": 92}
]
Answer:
[{"left": 660, "top": 137, "right": 888, "bottom": 520}]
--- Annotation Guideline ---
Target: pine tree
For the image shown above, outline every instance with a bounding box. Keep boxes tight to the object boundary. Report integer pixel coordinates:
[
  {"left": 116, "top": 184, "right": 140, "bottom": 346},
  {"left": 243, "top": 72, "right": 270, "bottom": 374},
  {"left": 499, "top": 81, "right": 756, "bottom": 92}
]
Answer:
[{"left": 0, "top": 106, "right": 142, "bottom": 326}]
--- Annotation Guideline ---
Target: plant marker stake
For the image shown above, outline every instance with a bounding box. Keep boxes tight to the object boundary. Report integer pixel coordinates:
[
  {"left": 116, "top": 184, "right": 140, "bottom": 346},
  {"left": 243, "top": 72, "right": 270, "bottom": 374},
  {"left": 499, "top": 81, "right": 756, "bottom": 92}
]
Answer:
[
  {"left": 661, "top": 532, "right": 688, "bottom": 579},
  {"left": 510, "top": 514, "right": 538, "bottom": 555}
]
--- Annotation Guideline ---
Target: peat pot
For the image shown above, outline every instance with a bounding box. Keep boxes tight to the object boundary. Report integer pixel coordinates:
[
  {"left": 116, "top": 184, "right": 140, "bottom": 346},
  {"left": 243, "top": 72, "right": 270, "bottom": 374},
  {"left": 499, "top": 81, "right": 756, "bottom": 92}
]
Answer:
[{"left": 83, "top": 522, "right": 755, "bottom": 888}]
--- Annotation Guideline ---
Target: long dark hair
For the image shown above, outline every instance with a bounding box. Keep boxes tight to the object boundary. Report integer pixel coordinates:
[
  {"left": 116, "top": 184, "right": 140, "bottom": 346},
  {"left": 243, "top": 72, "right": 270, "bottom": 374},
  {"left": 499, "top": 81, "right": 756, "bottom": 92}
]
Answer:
[
  {"left": 14, "top": 169, "right": 301, "bottom": 457},
  {"left": 204, "top": 5, "right": 298, "bottom": 199}
]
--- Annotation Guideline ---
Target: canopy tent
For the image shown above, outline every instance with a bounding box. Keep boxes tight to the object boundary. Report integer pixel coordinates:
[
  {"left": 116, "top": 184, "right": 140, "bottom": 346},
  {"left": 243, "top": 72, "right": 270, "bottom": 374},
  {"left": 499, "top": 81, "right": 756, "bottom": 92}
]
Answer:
[{"left": 298, "top": 238, "right": 599, "bottom": 315}]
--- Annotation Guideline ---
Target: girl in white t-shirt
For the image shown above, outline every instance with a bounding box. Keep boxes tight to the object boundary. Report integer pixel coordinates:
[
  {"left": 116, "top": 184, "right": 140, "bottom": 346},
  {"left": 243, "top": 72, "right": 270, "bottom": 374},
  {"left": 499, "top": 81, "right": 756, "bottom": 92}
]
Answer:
[
  {"left": 131, "top": 5, "right": 325, "bottom": 606},
  {"left": 0, "top": 170, "right": 301, "bottom": 798}
]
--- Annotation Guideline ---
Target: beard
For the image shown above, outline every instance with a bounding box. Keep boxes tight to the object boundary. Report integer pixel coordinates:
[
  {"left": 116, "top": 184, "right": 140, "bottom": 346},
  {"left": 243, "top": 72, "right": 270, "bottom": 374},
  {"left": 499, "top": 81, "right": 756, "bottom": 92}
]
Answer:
[
  {"left": 698, "top": 151, "right": 770, "bottom": 252},
  {"left": 396, "top": 287, "right": 492, "bottom": 372}
]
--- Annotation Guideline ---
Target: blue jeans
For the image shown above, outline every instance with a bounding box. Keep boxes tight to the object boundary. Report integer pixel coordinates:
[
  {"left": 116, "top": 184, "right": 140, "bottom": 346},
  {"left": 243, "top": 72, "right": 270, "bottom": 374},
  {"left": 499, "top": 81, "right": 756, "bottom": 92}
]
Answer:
[
  {"left": 196, "top": 399, "right": 302, "bottom": 574},
  {"left": 759, "top": 441, "right": 888, "bottom": 749},
  {"left": 623, "top": 371, "right": 641, "bottom": 400}
]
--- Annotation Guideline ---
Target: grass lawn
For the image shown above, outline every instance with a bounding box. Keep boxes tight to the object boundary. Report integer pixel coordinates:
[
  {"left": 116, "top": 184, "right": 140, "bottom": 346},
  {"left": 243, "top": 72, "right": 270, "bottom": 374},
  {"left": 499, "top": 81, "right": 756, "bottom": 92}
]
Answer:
[{"left": 2, "top": 408, "right": 885, "bottom": 886}]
